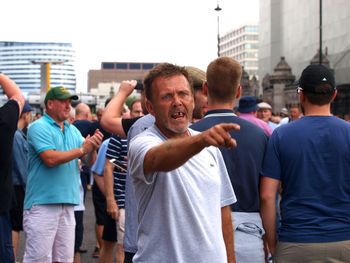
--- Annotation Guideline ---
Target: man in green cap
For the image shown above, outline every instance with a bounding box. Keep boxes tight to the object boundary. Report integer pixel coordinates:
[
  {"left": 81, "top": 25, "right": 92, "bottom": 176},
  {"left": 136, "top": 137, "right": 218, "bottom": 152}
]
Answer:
[{"left": 23, "top": 86, "right": 103, "bottom": 262}]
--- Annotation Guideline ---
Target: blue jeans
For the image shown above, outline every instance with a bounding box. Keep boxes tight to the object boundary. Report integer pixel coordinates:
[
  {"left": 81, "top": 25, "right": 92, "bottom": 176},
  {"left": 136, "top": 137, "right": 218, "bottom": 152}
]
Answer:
[{"left": 0, "top": 212, "right": 15, "bottom": 263}]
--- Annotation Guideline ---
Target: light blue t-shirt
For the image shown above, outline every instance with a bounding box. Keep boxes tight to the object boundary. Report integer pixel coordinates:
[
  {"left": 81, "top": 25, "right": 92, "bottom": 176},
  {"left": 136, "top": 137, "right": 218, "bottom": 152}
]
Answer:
[
  {"left": 129, "top": 125, "right": 236, "bottom": 262},
  {"left": 91, "top": 138, "right": 110, "bottom": 176},
  {"left": 24, "top": 113, "right": 84, "bottom": 209}
]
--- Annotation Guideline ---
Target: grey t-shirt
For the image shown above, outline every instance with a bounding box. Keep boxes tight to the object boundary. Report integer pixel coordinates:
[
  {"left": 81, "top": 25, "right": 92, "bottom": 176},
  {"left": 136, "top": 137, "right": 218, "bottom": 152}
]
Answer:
[{"left": 129, "top": 125, "right": 236, "bottom": 263}]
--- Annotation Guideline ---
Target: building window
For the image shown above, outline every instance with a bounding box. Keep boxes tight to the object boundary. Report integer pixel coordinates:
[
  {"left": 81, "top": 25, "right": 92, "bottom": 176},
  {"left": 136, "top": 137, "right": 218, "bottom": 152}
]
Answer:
[
  {"left": 102, "top": 63, "right": 115, "bottom": 69},
  {"left": 129, "top": 63, "right": 141, "bottom": 70},
  {"left": 142, "top": 63, "right": 155, "bottom": 70},
  {"left": 116, "top": 63, "right": 128, "bottom": 69}
]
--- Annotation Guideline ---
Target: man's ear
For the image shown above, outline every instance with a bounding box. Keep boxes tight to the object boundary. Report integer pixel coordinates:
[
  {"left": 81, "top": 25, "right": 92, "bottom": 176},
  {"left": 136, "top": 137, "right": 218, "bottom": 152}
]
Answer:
[
  {"left": 46, "top": 100, "right": 53, "bottom": 110},
  {"left": 331, "top": 90, "right": 338, "bottom": 102},
  {"left": 145, "top": 99, "right": 155, "bottom": 116},
  {"left": 235, "top": 85, "right": 242, "bottom": 99},
  {"left": 203, "top": 81, "right": 208, "bottom": 96}
]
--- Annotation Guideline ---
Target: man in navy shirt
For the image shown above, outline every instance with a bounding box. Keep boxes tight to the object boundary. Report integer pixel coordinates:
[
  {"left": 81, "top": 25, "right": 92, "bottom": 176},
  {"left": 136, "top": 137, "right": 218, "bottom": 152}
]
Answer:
[
  {"left": 260, "top": 64, "right": 350, "bottom": 262},
  {"left": 191, "top": 57, "right": 268, "bottom": 262}
]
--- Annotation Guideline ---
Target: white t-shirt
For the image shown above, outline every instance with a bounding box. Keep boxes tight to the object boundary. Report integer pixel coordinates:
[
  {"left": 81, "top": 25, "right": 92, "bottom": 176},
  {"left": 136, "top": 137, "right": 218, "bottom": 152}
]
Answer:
[{"left": 128, "top": 125, "right": 236, "bottom": 263}]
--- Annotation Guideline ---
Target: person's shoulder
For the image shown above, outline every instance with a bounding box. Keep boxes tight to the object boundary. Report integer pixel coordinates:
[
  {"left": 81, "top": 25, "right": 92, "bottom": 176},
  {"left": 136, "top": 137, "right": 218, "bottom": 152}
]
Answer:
[
  {"left": 68, "top": 122, "right": 83, "bottom": 134},
  {"left": 130, "top": 124, "right": 157, "bottom": 143},
  {"left": 128, "top": 115, "right": 155, "bottom": 139},
  {"left": 14, "top": 129, "right": 24, "bottom": 140},
  {"left": 237, "top": 117, "right": 267, "bottom": 135},
  {"left": 73, "top": 119, "right": 91, "bottom": 128},
  {"left": 0, "top": 99, "right": 19, "bottom": 119},
  {"left": 28, "top": 115, "right": 49, "bottom": 130},
  {"left": 133, "top": 114, "right": 155, "bottom": 126}
]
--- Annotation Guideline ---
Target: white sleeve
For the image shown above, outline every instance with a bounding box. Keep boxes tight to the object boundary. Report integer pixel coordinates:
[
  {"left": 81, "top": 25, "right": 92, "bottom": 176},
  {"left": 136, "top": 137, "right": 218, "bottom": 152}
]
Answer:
[{"left": 128, "top": 132, "right": 162, "bottom": 185}]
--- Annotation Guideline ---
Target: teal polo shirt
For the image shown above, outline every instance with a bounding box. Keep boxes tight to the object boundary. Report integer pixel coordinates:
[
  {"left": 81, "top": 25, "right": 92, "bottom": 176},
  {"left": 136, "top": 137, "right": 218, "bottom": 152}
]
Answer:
[{"left": 24, "top": 113, "right": 84, "bottom": 209}]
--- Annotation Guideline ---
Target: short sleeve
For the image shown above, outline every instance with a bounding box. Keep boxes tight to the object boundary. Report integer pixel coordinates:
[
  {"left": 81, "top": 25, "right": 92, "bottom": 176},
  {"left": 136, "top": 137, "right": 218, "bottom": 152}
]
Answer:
[
  {"left": 28, "top": 122, "right": 55, "bottom": 154},
  {"left": 128, "top": 132, "right": 161, "bottom": 184},
  {"left": 91, "top": 141, "right": 109, "bottom": 176},
  {"left": 261, "top": 130, "right": 282, "bottom": 180},
  {"left": 212, "top": 147, "right": 237, "bottom": 207}
]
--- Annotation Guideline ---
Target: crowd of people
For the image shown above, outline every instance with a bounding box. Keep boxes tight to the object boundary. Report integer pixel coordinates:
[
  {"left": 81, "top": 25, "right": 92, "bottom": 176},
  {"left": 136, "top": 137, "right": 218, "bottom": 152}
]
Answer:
[{"left": 1, "top": 57, "right": 350, "bottom": 263}]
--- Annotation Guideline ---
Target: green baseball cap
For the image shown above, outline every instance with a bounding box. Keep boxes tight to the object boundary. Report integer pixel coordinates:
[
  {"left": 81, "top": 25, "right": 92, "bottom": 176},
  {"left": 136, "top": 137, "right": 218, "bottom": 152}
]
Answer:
[{"left": 44, "top": 86, "right": 79, "bottom": 104}]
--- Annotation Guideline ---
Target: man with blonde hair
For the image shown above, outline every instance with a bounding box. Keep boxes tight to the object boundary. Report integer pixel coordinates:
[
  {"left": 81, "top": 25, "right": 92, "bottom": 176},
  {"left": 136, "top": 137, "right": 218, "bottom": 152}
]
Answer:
[{"left": 191, "top": 57, "right": 268, "bottom": 262}]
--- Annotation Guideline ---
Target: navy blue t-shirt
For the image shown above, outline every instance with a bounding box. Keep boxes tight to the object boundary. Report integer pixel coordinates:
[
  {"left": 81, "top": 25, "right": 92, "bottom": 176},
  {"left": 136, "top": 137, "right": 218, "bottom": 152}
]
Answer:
[
  {"left": 262, "top": 116, "right": 350, "bottom": 243},
  {"left": 72, "top": 120, "right": 91, "bottom": 137},
  {"left": 191, "top": 109, "right": 268, "bottom": 212}
]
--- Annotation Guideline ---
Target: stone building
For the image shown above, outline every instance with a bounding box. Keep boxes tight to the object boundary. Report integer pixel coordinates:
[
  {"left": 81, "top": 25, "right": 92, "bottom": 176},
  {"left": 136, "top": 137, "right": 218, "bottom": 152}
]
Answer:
[
  {"left": 262, "top": 57, "right": 296, "bottom": 113},
  {"left": 240, "top": 67, "right": 259, "bottom": 97}
]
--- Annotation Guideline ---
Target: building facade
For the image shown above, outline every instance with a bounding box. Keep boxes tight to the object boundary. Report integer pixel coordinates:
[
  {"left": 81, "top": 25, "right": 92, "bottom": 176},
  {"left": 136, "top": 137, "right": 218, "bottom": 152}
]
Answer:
[
  {"left": 0, "top": 41, "right": 76, "bottom": 95},
  {"left": 220, "top": 25, "right": 259, "bottom": 77},
  {"left": 258, "top": 0, "right": 350, "bottom": 86},
  {"left": 88, "top": 62, "right": 159, "bottom": 92}
]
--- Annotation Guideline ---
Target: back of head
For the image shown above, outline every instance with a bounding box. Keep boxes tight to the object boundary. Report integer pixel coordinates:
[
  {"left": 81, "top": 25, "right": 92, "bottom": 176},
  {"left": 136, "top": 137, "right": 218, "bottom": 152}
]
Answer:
[
  {"left": 185, "top": 66, "right": 206, "bottom": 90},
  {"left": 298, "top": 64, "right": 336, "bottom": 105},
  {"left": 237, "top": 96, "right": 258, "bottom": 114},
  {"left": 75, "top": 103, "right": 91, "bottom": 120},
  {"left": 143, "top": 63, "right": 191, "bottom": 102},
  {"left": 206, "top": 57, "right": 242, "bottom": 102}
]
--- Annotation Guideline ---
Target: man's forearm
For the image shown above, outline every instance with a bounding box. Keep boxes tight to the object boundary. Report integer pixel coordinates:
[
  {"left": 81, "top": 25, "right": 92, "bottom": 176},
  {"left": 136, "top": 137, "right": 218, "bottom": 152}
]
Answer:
[
  {"left": 260, "top": 190, "right": 277, "bottom": 254},
  {"left": 101, "top": 90, "right": 128, "bottom": 136},
  {"left": 144, "top": 133, "right": 206, "bottom": 174},
  {"left": 221, "top": 206, "right": 235, "bottom": 263},
  {"left": 260, "top": 195, "right": 277, "bottom": 254},
  {"left": 0, "top": 73, "right": 24, "bottom": 113},
  {"left": 260, "top": 176, "right": 279, "bottom": 255},
  {"left": 104, "top": 160, "right": 115, "bottom": 201},
  {"left": 93, "top": 173, "right": 105, "bottom": 195},
  {"left": 39, "top": 148, "right": 84, "bottom": 167}
]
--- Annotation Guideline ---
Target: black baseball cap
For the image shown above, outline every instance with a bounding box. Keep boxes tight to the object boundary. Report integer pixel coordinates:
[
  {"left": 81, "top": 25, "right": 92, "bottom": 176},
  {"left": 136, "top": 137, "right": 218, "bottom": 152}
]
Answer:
[{"left": 298, "top": 64, "right": 335, "bottom": 94}]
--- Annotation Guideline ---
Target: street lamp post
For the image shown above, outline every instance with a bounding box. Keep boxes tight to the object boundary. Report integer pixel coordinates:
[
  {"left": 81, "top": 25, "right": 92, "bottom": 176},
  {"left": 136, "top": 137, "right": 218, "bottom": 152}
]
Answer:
[
  {"left": 31, "top": 60, "right": 67, "bottom": 107},
  {"left": 319, "top": 0, "right": 322, "bottom": 64},
  {"left": 214, "top": 2, "right": 222, "bottom": 57},
  {"left": 31, "top": 60, "right": 67, "bottom": 93}
]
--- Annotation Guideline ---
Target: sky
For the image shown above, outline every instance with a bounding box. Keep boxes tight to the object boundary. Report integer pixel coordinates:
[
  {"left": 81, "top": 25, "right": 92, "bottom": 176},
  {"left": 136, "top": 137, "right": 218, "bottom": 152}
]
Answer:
[{"left": 1, "top": 0, "right": 259, "bottom": 92}]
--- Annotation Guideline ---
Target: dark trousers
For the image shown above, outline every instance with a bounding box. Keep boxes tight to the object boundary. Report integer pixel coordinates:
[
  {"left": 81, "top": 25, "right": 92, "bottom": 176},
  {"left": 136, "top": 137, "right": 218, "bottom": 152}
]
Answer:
[
  {"left": 0, "top": 212, "right": 15, "bottom": 263},
  {"left": 74, "top": 210, "right": 84, "bottom": 252},
  {"left": 124, "top": 252, "right": 135, "bottom": 263}
]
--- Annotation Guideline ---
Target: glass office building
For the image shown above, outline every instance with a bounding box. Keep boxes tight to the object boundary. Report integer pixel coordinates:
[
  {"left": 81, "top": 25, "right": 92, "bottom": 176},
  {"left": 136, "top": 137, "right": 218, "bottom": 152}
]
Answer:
[
  {"left": 220, "top": 25, "right": 259, "bottom": 77},
  {"left": 0, "top": 41, "right": 76, "bottom": 95}
]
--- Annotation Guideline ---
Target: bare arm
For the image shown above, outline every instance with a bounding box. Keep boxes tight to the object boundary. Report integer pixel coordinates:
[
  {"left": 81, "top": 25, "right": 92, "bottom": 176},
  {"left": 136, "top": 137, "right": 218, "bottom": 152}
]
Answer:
[
  {"left": 0, "top": 73, "right": 25, "bottom": 115},
  {"left": 104, "top": 159, "right": 119, "bottom": 220},
  {"left": 221, "top": 205, "right": 236, "bottom": 263},
  {"left": 39, "top": 130, "right": 103, "bottom": 167},
  {"left": 101, "top": 80, "right": 137, "bottom": 137},
  {"left": 93, "top": 172, "right": 105, "bottom": 195},
  {"left": 144, "top": 123, "right": 240, "bottom": 175},
  {"left": 260, "top": 176, "right": 280, "bottom": 255}
]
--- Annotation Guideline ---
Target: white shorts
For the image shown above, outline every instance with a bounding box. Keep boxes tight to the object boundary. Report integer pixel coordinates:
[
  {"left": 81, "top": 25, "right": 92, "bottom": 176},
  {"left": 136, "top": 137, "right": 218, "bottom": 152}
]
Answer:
[
  {"left": 23, "top": 204, "right": 76, "bottom": 263},
  {"left": 117, "top": 208, "right": 125, "bottom": 244}
]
